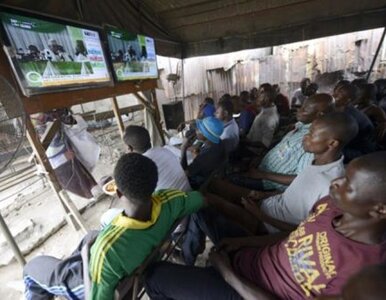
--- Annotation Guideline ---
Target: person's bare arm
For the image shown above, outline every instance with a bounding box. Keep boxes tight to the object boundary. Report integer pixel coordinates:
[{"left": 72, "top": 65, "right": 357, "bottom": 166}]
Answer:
[
  {"left": 248, "top": 169, "right": 296, "bottom": 185},
  {"left": 218, "top": 231, "right": 289, "bottom": 253},
  {"left": 242, "top": 198, "right": 296, "bottom": 232},
  {"left": 210, "top": 250, "right": 279, "bottom": 300}
]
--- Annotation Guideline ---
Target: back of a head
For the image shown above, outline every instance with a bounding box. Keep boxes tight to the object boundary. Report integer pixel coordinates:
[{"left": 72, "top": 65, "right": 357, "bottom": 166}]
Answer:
[
  {"left": 123, "top": 125, "right": 151, "bottom": 153},
  {"left": 374, "top": 79, "right": 386, "bottom": 100},
  {"left": 343, "top": 264, "right": 386, "bottom": 300},
  {"left": 358, "top": 83, "right": 376, "bottom": 103},
  {"left": 337, "top": 83, "right": 358, "bottom": 103},
  {"left": 316, "top": 112, "right": 358, "bottom": 147},
  {"left": 353, "top": 151, "right": 386, "bottom": 199},
  {"left": 218, "top": 98, "right": 234, "bottom": 116},
  {"left": 114, "top": 153, "right": 158, "bottom": 203},
  {"left": 351, "top": 78, "right": 367, "bottom": 88},
  {"left": 219, "top": 93, "right": 231, "bottom": 102},
  {"left": 204, "top": 97, "right": 214, "bottom": 106},
  {"left": 334, "top": 80, "right": 351, "bottom": 92}
]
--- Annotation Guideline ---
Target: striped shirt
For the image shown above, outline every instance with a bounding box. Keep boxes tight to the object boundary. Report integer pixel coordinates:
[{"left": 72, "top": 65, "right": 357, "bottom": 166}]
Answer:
[
  {"left": 259, "top": 122, "right": 314, "bottom": 191},
  {"left": 89, "top": 189, "right": 203, "bottom": 300}
]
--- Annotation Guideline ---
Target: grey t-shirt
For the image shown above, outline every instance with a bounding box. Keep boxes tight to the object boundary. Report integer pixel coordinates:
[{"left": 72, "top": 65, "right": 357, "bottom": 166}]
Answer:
[{"left": 261, "top": 156, "right": 345, "bottom": 232}]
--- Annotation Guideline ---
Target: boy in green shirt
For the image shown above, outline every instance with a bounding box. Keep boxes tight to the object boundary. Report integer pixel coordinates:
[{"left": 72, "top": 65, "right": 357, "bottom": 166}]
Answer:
[{"left": 23, "top": 153, "right": 203, "bottom": 300}]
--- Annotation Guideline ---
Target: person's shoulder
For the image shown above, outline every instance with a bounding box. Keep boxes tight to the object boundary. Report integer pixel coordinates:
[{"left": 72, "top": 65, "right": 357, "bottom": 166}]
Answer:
[{"left": 154, "top": 189, "right": 189, "bottom": 203}]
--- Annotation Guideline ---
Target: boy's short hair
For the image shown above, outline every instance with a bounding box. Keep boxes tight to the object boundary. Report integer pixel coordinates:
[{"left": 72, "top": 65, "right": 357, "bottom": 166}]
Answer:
[
  {"left": 218, "top": 98, "right": 234, "bottom": 115},
  {"left": 317, "top": 112, "right": 358, "bottom": 146},
  {"left": 204, "top": 97, "right": 214, "bottom": 105},
  {"left": 123, "top": 125, "right": 151, "bottom": 153},
  {"left": 338, "top": 83, "right": 358, "bottom": 101},
  {"left": 114, "top": 153, "right": 158, "bottom": 202}
]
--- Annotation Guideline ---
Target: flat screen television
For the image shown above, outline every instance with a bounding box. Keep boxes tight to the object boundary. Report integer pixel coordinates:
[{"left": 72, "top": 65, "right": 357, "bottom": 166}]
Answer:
[
  {"left": 0, "top": 8, "right": 113, "bottom": 97},
  {"left": 105, "top": 26, "right": 158, "bottom": 81}
]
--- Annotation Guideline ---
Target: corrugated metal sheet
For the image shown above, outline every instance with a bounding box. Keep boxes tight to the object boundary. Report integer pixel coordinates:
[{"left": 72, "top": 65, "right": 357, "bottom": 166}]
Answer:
[{"left": 156, "top": 28, "right": 386, "bottom": 120}]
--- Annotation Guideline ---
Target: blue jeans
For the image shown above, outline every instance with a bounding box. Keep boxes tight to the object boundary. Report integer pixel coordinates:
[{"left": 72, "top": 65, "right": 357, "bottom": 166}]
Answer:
[{"left": 181, "top": 208, "right": 249, "bottom": 265}]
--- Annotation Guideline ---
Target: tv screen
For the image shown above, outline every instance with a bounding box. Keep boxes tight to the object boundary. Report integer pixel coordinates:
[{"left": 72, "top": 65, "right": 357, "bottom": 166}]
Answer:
[
  {"left": 0, "top": 10, "right": 112, "bottom": 97},
  {"left": 106, "top": 27, "right": 158, "bottom": 81}
]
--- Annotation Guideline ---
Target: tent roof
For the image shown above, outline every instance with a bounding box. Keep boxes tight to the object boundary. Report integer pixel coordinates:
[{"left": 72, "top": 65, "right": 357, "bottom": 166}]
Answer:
[{"left": 1, "top": 0, "right": 386, "bottom": 58}]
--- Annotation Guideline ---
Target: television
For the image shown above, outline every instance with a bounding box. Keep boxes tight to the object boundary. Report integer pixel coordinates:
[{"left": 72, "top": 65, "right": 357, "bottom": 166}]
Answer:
[
  {"left": 0, "top": 8, "right": 113, "bottom": 97},
  {"left": 105, "top": 26, "right": 158, "bottom": 81}
]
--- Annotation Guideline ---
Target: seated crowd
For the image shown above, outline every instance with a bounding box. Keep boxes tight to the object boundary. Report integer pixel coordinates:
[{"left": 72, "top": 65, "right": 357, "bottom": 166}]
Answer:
[{"left": 24, "top": 78, "right": 386, "bottom": 300}]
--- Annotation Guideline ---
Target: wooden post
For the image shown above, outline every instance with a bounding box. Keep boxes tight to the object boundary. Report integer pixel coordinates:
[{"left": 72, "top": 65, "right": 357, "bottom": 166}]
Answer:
[
  {"left": 111, "top": 97, "right": 125, "bottom": 138},
  {"left": 0, "top": 213, "right": 26, "bottom": 266},
  {"left": 25, "top": 115, "right": 88, "bottom": 233},
  {"left": 151, "top": 89, "right": 166, "bottom": 145}
]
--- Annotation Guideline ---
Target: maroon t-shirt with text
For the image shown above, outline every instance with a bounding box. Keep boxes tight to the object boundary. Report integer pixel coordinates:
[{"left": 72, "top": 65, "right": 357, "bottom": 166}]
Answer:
[{"left": 233, "top": 196, "right": 386, "bottom": 299}]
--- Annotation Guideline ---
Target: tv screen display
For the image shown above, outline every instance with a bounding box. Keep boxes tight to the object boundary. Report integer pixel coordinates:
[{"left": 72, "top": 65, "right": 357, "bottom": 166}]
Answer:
[
  {"left": 0, "top": 10, "right": 112, "bottom": 96},
  {"left": 106, "top": 27, "right": 158, "bottom": 81}
]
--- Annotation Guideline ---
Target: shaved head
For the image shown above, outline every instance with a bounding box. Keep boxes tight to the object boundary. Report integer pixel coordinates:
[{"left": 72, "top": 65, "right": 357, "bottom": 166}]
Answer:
[
  {"left": 297, "top": 93, "right": 335, "bottom": 124},
  {"left": 353, "top": 152, "right": 386, "bottom": 200},
  {"left": 315, "top": 112, "right": 358, "bottom": 147},
  {"left": 310, "top": 93, "right": 335, "bottom": 113}
]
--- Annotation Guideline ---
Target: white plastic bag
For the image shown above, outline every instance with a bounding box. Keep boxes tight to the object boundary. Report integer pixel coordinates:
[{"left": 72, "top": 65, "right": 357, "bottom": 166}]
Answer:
[{"left": 63, "top": 115, "right": 100, "bottom": 171}]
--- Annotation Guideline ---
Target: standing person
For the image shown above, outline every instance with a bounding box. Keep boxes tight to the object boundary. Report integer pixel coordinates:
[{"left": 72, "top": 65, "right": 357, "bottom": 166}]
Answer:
[
  {"left": 333, "top": 83, "right": 376, "bottom": 161},
  {"left": 145, "top": 152, "right": 386, "bottom": 300},
  {"left": 23, "top": 153, "right": 205, "bottom": 300},
  {"left": 291, "top": 77, "right": 311, "bottom": 108},
  {"left": 123, "top": 125, "right": 191, "bottom": 192},
  {"left": 45, "top": 109, "right": 102, "bottom": 199},
  {"left": 215, "top": 98, "right": 239, "bottom": 155}
]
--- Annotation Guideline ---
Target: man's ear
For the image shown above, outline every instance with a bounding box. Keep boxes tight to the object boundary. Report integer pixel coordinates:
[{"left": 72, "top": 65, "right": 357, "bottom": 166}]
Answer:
[
  {"left": 368, "top": 203, "right": 386, "bottom": 219},
  {"left": 127, "top": 145, "right": 134, "bottom": 152},
  {"left": 329, "top": 139, "right": 340, "bottom": 149}
]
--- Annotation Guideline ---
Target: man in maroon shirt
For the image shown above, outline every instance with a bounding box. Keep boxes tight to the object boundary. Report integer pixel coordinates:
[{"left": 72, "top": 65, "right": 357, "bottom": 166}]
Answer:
[{"left": 145, "top": 152, "right": 386, "bottom": 300}]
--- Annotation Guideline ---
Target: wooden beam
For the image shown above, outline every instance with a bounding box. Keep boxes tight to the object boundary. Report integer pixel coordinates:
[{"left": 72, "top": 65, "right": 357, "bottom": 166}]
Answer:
[
  {"left": 40, "top": 119, "right": 61, "bottom": 150},
  {"left": 151, "top": 89, "right": 165, "bottom": 145},
  {"left": 81, "top": 104, "right": 144, "bottom": 121},
  {"left": 25, "top": 115, "right": 88, "bottom": 233},
  {"left": 111, "top": 97, "right": 125, "bottom": 138}
]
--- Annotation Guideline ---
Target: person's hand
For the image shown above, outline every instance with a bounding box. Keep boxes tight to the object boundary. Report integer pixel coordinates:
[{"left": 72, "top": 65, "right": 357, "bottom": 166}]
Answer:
[
  {"left": 177, "top": 122, "right": 186, "bottom": 132},
  {"left": 247, "top": 168, "right": 267, "bottom": 180},
  {"left": 64, "top": 150, "right": 75, "bottom": 160},
  {"left": 247, "top": 190, "right": 266, "bottom": 201},
  {"left": 241, "top": 197, "right": 263, "bottom": 218},
  {"left": 181, "top": 134, "right": 196, "bottom": 151},
  {"left": 209, "top": 249, "right": 234, "bottom": 281}
]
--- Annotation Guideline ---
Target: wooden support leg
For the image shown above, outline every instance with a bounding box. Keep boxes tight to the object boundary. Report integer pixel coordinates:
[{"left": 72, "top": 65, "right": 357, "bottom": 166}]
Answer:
[
  {"left": 0, "top": 213, "right": 26, "bottom": 266},
  {"left": 25, "top": 115, "right": 88, "bottom": 233},
  {"left": 111, "top": 97, "right": 125, "bottom": 139}
]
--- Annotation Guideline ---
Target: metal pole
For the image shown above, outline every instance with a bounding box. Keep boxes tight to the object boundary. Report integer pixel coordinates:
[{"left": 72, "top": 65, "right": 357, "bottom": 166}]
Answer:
[
  {"left": 366, "top": 28, "right": 386, "bottom": 81},
  {"left": 0, "top": 213, "right": 25, "bottom": 266}
]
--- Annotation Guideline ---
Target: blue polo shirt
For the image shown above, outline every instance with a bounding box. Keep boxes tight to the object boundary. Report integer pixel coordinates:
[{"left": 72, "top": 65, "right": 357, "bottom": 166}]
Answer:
[{"left": 259, "top": 122, "right": 313, "bottom": 191}]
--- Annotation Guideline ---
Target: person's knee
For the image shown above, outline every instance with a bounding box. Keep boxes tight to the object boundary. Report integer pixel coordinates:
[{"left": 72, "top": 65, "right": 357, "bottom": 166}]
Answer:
[{"left": 144, "top": 262, "right": 173, "bottom": 297}]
